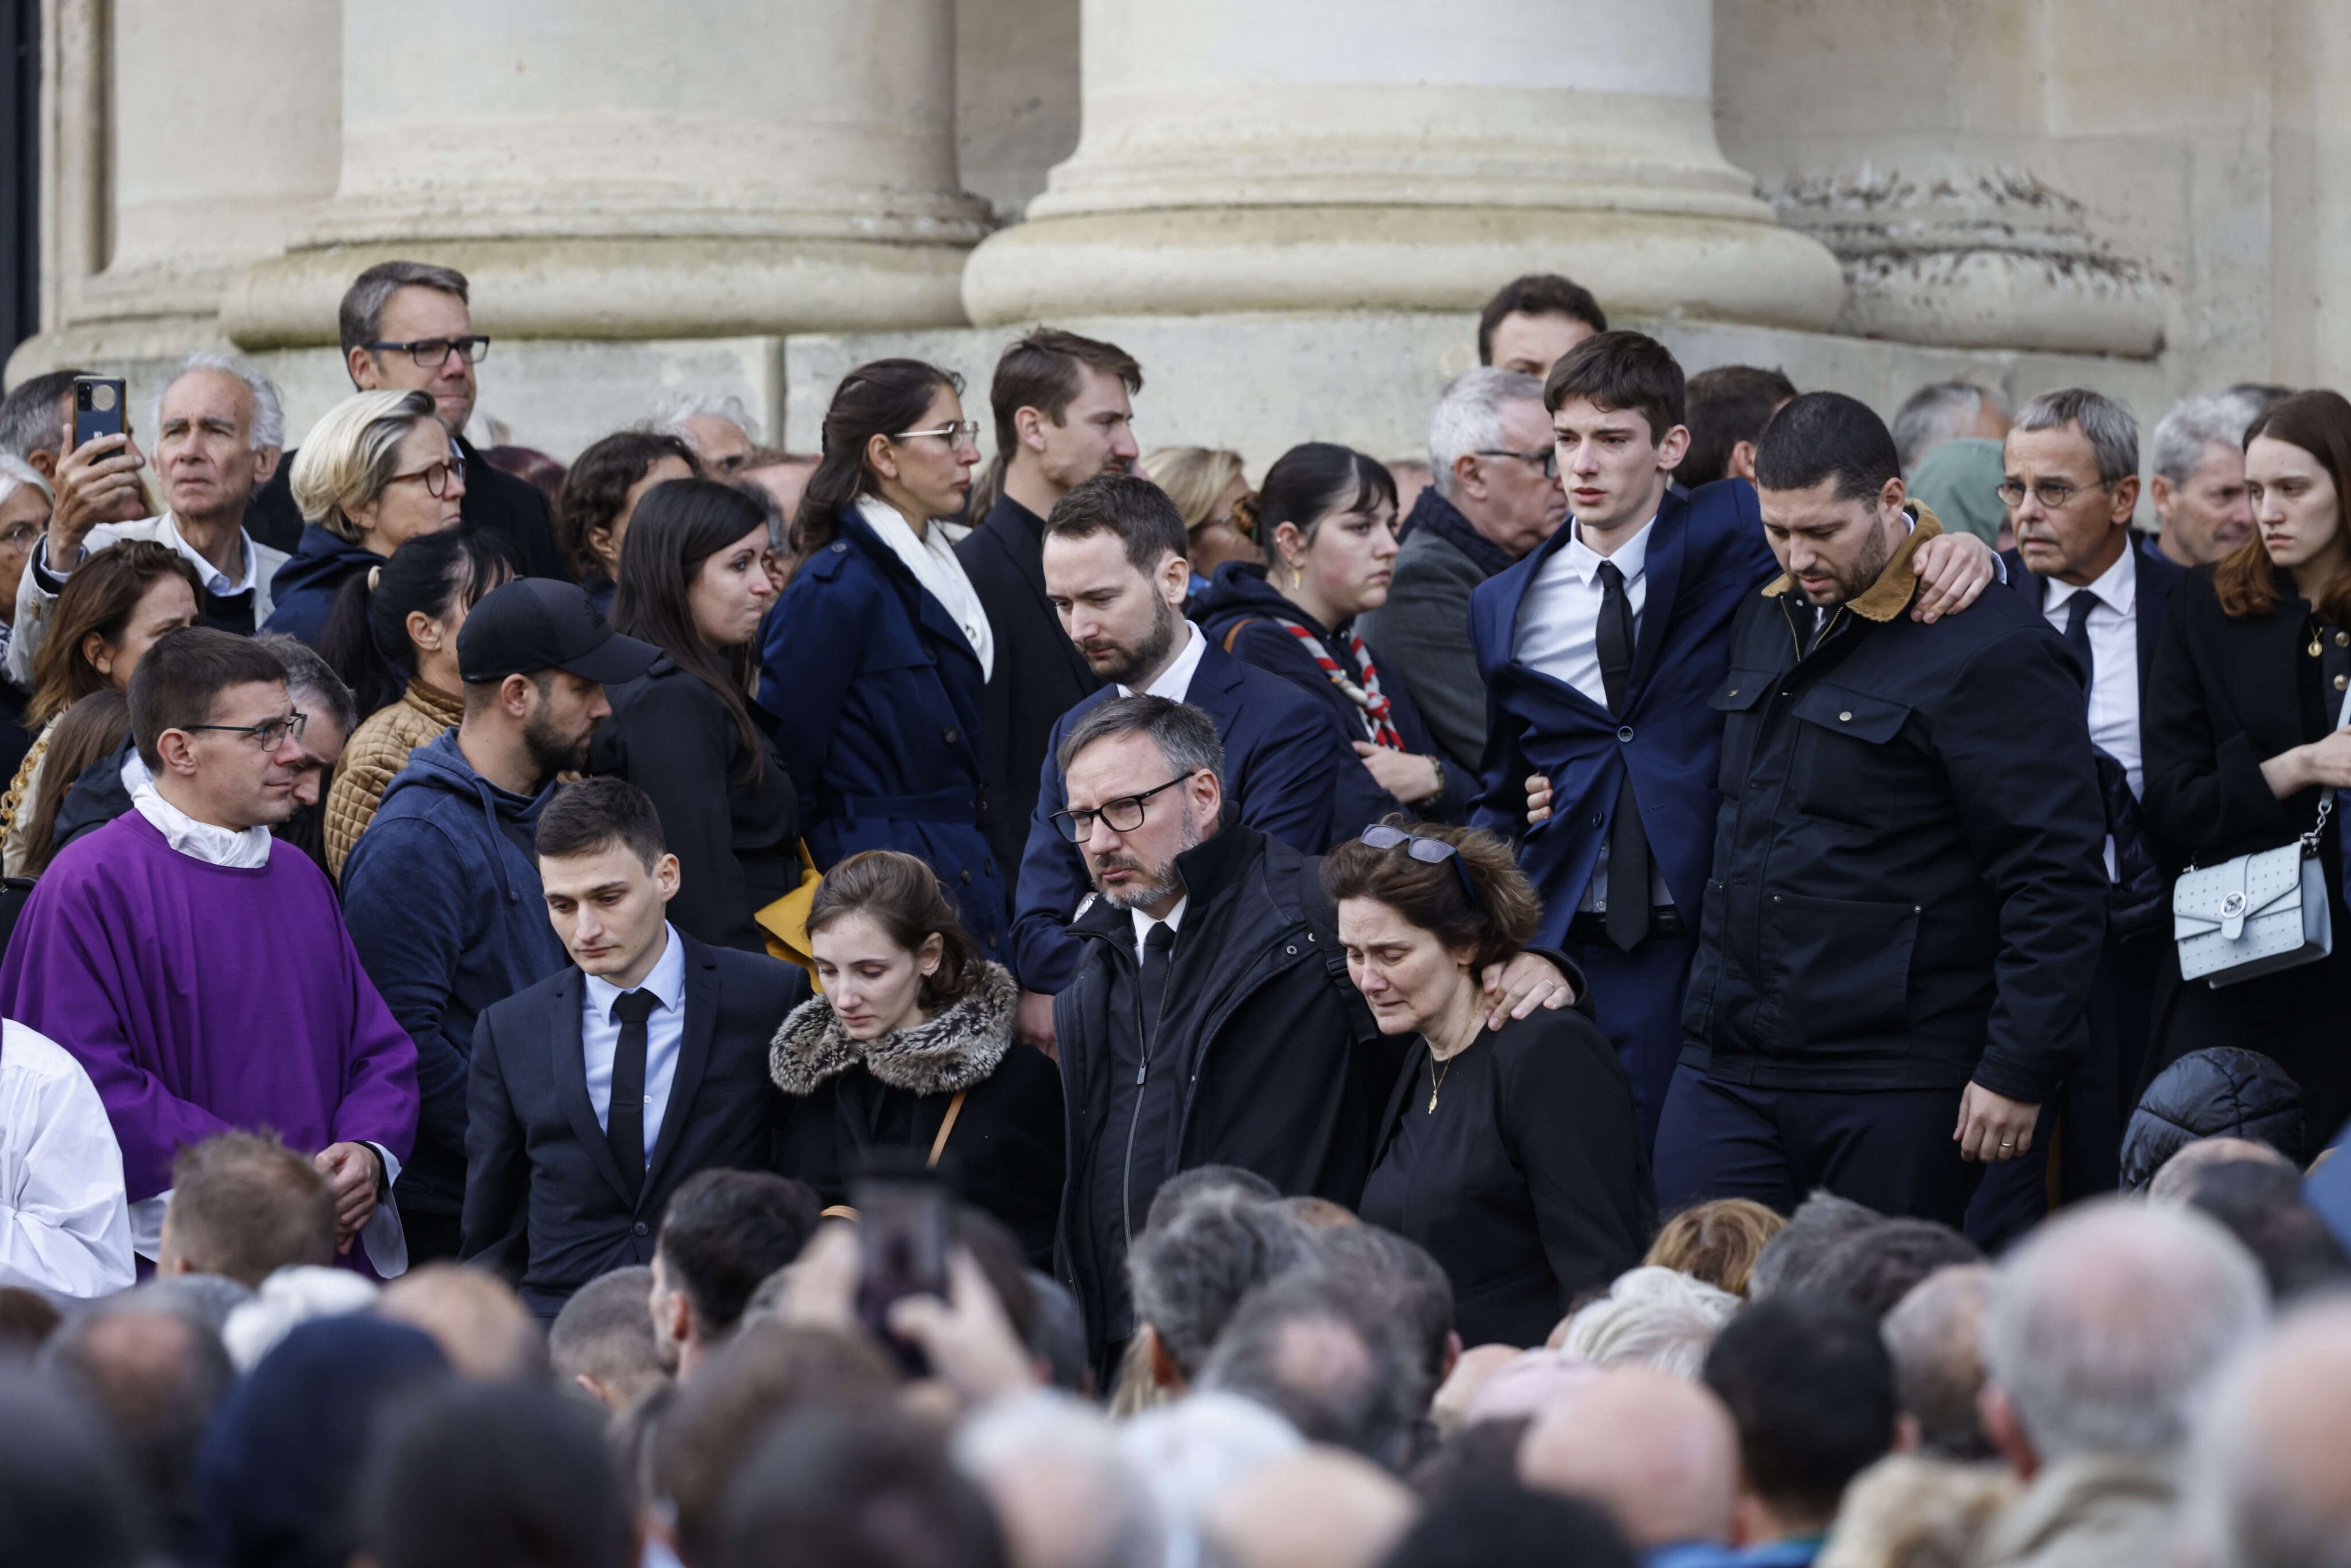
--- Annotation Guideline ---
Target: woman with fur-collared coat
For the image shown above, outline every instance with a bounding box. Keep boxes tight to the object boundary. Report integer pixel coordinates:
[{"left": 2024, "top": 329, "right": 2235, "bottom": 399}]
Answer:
[{"left": 771, "top": 850, "right": 1063, "bottom": 1265}]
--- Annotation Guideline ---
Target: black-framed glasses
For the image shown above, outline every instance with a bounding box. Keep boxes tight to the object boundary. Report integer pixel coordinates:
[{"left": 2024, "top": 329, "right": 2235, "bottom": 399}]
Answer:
[
  {"left": 1360, "top": 823, "right": 1481, "bottom": 911},
  {"left": 892, "top": 420, "right": 983, "bottom": 447},
  {"left": 384, "top": 455, "right": 467, "bottom": 498},
  {"left": 363, "top": 335, "right": 491, "bottom": 367},
  {"left": 1052, "top": 771, "right": 1198, "bottom": 843},
  {"left": 1996, "top": 477, "right": 2112, "bottom": 510},
  {"left": 1476, "top": 447, "right": 1559, "bottom": 479},
  {"left": 183, "top": 711, "right": 308, "bottom": 750}
]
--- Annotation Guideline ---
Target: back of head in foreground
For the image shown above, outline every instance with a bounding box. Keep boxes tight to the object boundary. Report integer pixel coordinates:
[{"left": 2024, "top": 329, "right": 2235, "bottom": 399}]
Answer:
[
  {"left": 2182, "top": 1295, "right": 2351, "bottom": 1568},
  {"left": 1205, "top": 1448, "right": 1418, "bottom": 1568},
  {"left": 1128, "top": 1191, "right": 1318, "bottom": 1389},
  {"left": 549, "top": 1264, "right": 666, "bottom": 1408},
  {"left": 715, "top": 1408, "right": 1005, "bottom": 1568},
  {"left": 2177, "top": 1158, "right": 2351, "bottom": 1303},
  {"left": 1747, "top": 1191, "right": 1883, "bottom": 1300},
  {"left": 160, "top": 1130, "right": 339, "bottom": 1289},
  {"left": 956, "top": 1392, "right": 1165, "bottom": 1568},
  {"left": 378, "top": 1262, "right": 549, "bottom": 1382},
  {"left": 1553, "top": 1266, "right": 1739, "bottom": 1376},
  {"left": 0, "top": 1370, "right": 151, "bottom": 1568},
  {"left": 1518, "top": 1364, "right": 1741, "bottom": 1551},
  {"left": 1198, "top": 1267, "right": 1423, "bottom": 1462},
  {"left": 1380, "top": 1480, "right": 1635, "bottom": 1568},
  {"left": 1702, "top": 1294, "right": 1898, "bottom": 1536},
  {"left": 40, "top": 1299, "right": 235, "bottom": 1554},
  {"left": 1878, "top": 1264, "right": 1996, "bottom": 1461},
  {"left": 655, "top": 1168, "right": 823, "bottom": 1356},
  {"left": 1806, "top": 1218, "right": 1983, "bottom": 1323}
]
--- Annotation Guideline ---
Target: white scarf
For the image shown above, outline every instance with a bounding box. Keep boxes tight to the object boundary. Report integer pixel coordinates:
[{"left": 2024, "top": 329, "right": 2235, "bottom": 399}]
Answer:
[
  {"left": 855, "top": 495, "right": 995, "bottom": 679},
  {"left": 126, "top": 754, "right": 273, "bottom": 869}
]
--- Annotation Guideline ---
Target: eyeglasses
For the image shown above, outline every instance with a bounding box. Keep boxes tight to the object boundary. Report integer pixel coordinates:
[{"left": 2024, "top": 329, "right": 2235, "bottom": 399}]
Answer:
[
  {"left": 1052, "top": 771, "right": 1198, "bottom": 843},
  {"left": 1359, "top": 823, "right": 1481, "bottom": 911},
  {"left": 385, "top": 455, "right": 467, "bottom": 499},
  {"left": 183, "top": 711, "right": 308, "bottom": 750},
  {"left": 1476, "top": 448, "right": 1560, "bottom": 479},
  {"left": 0, "top": 522, "right": 37, "bottom": 551},
  {"left": 364, "top": 335, "right": 491, "bottom": 367},
  {"left": 1996, "top": 477, "right": 2113, "bottom": 510},
  {"left": 892, "top": 421, "right": 983, "bottom": 447}
]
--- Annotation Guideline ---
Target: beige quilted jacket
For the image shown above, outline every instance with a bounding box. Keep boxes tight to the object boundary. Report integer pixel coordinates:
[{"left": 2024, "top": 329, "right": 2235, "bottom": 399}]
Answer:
[{"left": 324, "top": 680, "right": 464, "bottom": 879}]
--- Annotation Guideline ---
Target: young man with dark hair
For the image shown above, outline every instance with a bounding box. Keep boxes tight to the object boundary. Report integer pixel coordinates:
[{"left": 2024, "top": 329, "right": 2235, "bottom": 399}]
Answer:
[
  {"left": 1474, "top": 334, "right": 2000, "bottom": 1154},
  {"left": 1655, "top": 391, "right": 2106, "bottom": 1224},
  {"left": 1676, "top": 365, "right": 1798, "bottom": 489},
  {"left": 1478, "top": 274, "right": 1609, "bottom": 377},
  {"left": 649, "top": 1168, "right": 821, "bottom": 1376},
  {"left": 0, "top": 627, "right": 417, "bottom": 1275},
  {"left": 461, "top": 777, "right": 808, "bottom": 1321},
  {"left": 344, "top": 579, "right": 657, "bottom": 1263},
  {"left": 957, "top": 328, "right": 1142, "bottom": 958},
  {"left": 156, "top": 1131, "right": 339, "bottom": 1287}
]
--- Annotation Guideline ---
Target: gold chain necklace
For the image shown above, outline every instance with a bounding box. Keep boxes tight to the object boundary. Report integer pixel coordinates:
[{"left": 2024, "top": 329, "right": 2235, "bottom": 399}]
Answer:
[{"left": 1427, "top": 1051, "right": 1454, "bottom": 1113}]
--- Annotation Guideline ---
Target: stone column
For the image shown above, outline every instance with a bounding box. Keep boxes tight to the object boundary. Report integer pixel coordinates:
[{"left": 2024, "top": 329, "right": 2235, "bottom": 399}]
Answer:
[
  {"left": 963, "top": 0, "right": 1844, "bottom": 329},
  {"left": 222, "top": 0, "right": 993, "bottom": 350}
]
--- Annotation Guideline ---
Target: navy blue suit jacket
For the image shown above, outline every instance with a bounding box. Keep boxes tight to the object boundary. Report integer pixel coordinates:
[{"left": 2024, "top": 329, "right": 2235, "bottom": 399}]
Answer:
[
  {"left": 1008, "top": 631, "right": 1356, "bottom": 991},
  {"left": 1996, "top": 534, "right": 2187, "bottom": 688},
  {"left": 1471, "top": 480, "right": 1776, "bottom": 945}
]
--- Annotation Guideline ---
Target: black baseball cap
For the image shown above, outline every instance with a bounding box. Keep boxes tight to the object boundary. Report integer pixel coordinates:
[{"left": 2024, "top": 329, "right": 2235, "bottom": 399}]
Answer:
[{"left": 456, "top": 578, "right": 661, "bottom": 686}]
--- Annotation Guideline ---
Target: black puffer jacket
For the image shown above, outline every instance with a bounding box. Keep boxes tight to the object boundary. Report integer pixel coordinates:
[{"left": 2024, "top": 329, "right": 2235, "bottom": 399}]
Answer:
[{"left": 2121, "top": 1046, "right": 2307, "bottom": 1188}]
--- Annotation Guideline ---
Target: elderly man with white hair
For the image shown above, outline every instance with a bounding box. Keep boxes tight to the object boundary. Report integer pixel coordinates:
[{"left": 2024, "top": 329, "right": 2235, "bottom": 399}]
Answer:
[
  {"left": 2183, "top": 1296, "right": 2351, "bottom": 1568},
  {"left": 1975, "top": 1198, "right": 2269, "bottom": 1568},
  {"left": 0, "top": 455, "right": 46, "bottom": 681},
  {"left": 8, "top": 352, "right": 290, "bottom": 685},
  {"left": 2147, "top": 390, "right": 2264, "bottom": 568},
  {"left": 654, "top": 391, "right": 762, "bottom": 477}
]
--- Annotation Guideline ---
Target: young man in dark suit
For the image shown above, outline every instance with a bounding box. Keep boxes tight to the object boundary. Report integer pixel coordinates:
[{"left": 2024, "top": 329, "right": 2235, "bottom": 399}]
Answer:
[{"left": 461, "top": 777, "right": 806, "bottom": 1321}]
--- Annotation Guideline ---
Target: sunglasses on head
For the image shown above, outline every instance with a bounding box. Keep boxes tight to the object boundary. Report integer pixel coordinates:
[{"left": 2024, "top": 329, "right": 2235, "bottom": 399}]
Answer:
[{"left": 1359, "top": 824, "right": 1481, "bottom": 911}]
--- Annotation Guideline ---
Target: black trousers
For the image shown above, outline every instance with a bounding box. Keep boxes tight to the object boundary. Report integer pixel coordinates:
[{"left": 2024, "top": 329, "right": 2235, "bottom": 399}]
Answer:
[
  {"left": 396, "top": 1199, "right": 464, "bottom": 1268},
  {"left": 1560, "top": 930, "right": 1696, "bottom": 1154},
  {"left": 1652, "top": 1066, "right": 1984, "bottom": 1225}
]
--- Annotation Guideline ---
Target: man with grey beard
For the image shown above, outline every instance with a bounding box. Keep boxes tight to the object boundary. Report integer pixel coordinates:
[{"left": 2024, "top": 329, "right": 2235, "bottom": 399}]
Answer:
[{"left": 1046, "top": 694, "right": 1580, "bottom": 1380}]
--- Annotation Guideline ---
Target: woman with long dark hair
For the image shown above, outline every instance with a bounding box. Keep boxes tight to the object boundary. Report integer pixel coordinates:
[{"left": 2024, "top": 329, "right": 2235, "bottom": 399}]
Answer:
[
  {"left": 593, "top": 477, "right": 797, "bottom": 953},
  {"left": 2141, "top": 388, "right": 2351, "bottom": 1147},
  {"left": 756, "top": 360, "right": 1004, "bottom": 952},
  {"left": 1194, "top": 443, "right": 1473, "bottom": 830},
  {"left": 555, "top": 429, "right": 703, "bottom": 612}
]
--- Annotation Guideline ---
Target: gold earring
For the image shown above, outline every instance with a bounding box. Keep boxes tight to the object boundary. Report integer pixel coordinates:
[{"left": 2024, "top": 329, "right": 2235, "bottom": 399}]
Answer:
[{"left": 1289, "top": 562, "right": 1303, "bottom": 590}]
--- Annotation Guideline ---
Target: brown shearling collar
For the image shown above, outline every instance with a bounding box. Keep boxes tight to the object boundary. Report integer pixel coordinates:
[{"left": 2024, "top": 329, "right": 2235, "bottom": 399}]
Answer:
[{"left": 1760, "top": 503, "right": 1947, "bottom": 623}]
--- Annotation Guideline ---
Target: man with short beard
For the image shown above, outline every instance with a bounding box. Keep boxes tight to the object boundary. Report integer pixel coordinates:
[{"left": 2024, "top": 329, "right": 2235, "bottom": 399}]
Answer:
[{"left": 342, "top": 579, "right": 658, "bottom": 1262}]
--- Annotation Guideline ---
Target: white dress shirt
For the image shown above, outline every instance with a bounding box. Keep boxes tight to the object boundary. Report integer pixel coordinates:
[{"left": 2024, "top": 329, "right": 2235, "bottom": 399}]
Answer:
[
  {"left": 1119, "top": 620, "right": 1209, "bottom": 702},
  {"left": 2043, "top": 542, "right": 2143, "bottom": 798},
  {"left": 582, "top": 922, "right": 689, "bottom": 1166},
  {"left": 0, "top": 1020, "right": 134, "bottom": 1298},
  {"left": 1130, "top": 896, "right": 1189, "bottom": 966}
]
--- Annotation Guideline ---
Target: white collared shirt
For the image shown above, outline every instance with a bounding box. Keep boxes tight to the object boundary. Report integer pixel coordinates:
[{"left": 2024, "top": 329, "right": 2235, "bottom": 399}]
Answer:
[
  {"left": 1514, "top": 514, "right": 1658, "bottom": 707},
  {"left": 581, "top": 922, "right": 689, "bottom": 1165},
  {"left": 1119, "top": 620, "right": 1209, "bottom": 702},
  {"left": 154, "top": 511, "right": 258, "bottom": 596},
  {"left": 1130, "top": 896, "right": 1188, "bottom": 967},
  {"left": 2043, "top": 542, "right": 2143, "bottom": 798}
]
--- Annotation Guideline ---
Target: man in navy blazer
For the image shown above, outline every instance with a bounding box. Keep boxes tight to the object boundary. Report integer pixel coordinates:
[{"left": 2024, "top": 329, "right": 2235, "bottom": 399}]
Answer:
[
  {"left": 1473, "top": 334, "right": 2000, "bottom": 1147},
  {"left": 462, "top": 778, "right": 806, "bottom": 1320},
  {"left": 1006, "top": 475, "right": 1360, "bottom": 1000}
]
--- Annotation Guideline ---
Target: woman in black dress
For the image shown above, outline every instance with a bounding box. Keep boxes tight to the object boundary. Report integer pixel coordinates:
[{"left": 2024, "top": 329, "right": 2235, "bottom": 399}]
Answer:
[
  {"left": 771, "top": 848, "right": 1063, "bottom": 1265},
  {"left": 1330, "top": 818, "right": 1652, "bottom": 1349},
  {"left": 2141, "top": 389, "right": 2351, "bottom": 1150}
]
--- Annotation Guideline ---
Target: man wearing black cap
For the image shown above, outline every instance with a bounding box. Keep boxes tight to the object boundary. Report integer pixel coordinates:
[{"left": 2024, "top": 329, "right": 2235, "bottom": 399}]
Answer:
[{"left": 341, "top": 579, "right": 658, "bottom": 1261}]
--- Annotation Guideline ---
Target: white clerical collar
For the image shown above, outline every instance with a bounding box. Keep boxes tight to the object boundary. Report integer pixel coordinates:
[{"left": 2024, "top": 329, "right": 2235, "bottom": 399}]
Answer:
[
  {"left": 2045, "top": 536, "right": 2139, "bottom": 618},
  {"left": 130, "top": 766, "right": 272, "bottom": 869},
  {"left": 1119, "top": 620, "right": 1208, "bottom": 701},
  {"left": 1561, "top": 511, "right": 1658, "bottom": 587}
]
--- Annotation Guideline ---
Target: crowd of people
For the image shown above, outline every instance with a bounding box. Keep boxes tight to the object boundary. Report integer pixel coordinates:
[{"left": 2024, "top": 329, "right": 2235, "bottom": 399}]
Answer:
[{"left": 0, "top": 254, "right": 2348, "bottom": 1568}]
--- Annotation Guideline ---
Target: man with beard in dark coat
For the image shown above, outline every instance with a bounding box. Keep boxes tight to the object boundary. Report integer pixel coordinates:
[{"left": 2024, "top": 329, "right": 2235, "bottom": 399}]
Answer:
[{"left": 1048, "top": 694, "right": 1582, "bottom": 1374}]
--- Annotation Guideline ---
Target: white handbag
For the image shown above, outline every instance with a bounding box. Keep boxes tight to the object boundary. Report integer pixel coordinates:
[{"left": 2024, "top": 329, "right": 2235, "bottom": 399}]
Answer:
[{"left": 2173, "top": 794, "right": 2333, "bottom": 988}]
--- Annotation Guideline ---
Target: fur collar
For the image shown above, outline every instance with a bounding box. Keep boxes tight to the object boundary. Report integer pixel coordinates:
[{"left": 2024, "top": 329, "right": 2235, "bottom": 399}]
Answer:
[{"left": 769, "top": 960, "right": 1017, "bottom": 1097}]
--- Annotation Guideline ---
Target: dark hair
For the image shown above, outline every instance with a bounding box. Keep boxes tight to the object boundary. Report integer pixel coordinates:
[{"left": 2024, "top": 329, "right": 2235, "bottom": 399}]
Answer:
[
  {"left": 339, "top": 259, "right": 470, "bottom": 359},
  {"left": 1702, "top": 1295, "right": 1898, "bottom": 1521},
  {"left": 1677, "top": 365, "right": 1798, "bottom": 488},
  {"left": 0, "top": 368, "right": 90, "bottom": 462},
  {"left": 1747, "top": 1190, "right": 1883, "bottom": 1299},
  {"left": 20, "top": 689, "right": 127, "bottom": 874},
  {"left": 1045, "top": 471, "right": 1192, "bottom": 573},
  {"left": 1543, "top": 331, "right": 1685, "bottom": 443},
  {"left": 31, "top": 540, "right": 204, "bottom": 725},
  {"left": 2215, "top": 389, "right": 2351, "bottom": 624},
  {"left": 0, "top": 1371, "right": 152, "bottom": 1568},
  {"left": 1054, "top": 692, "right": 1228, "bottom": 784},
  {"left": 2179, "top": 1158, "right": 2351, "bottom": 1302},
  {"left": 1143, "top": 1163, "right": 1281, "bottom": 1234},
  {"left": 356, "top": 1382, "right": 633, "bottom": 1568},
  {"left": 983, "top": 327, "right": 1145, "bottom": 501},
  {"left": 1752, "top": 391, "right": 1903, "bottom": 505},
  {"left": 126, "top": 627, "right": 288, "bottom": 773},
  {"left": 480, "top": 444, "right": 565, "bottom": 502},
  {"left": 545, "top": 1266, "right": 662, "bottom": 1399},
  {"left": 1382, "top": 1480, "right": 1636, "bottom": 1568},
  {"left": 319, "top": 525, "right": 513, "bottom": 717},
  {"left": 657, "top": 1170, "right": 823, "bottom": 1339},
  {"left": 611, "top": 476, "right": 771, "bottom": 783},
  {"left": 1808, "top": 1218, "right": 1983, "bottom": 1322},
  {"left": 40, "top": 1302, "right": 235, "bottom": 1558},
  {"left": 1127, "top": 1194, "right": 1318, "bottom": 1380},
  {"left": 715, "top": 1410, "right": 1006, "bottom": 1568},
  {"left": 1320, "top": 817, "right": 1539, "bottom": 969},
  {"left": 1479, "top": 274, "right": 1609, "bottom": 365},
  {"left": 1317, "top": 1223, "right": 1455, "bottom": 1399},
  {"left": 164, "top": 1130, "right": 338, "bottom": 1288},
  {"left": 794, "top": 359, "right": 963, "bottom": 553},
  {"left": 1229, "top": 442, "right": 1395, "bottom": 549},
  {"left": 806, "top": 848, "right": 984, "bottom": 1009},
  {"left": 536, "top": 776, "right": 669, "bottom": 869},
  {"left": 556, "top": 429, "right": 704, "bottom": 581}
]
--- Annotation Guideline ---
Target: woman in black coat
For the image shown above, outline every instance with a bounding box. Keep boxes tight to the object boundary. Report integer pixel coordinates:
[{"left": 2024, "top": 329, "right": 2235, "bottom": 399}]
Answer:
[
  {"left": 592, "top": 479, "right": 798, "bottom": 955},
  {"left": 1328, "top": 820, "right": 1652, "bottom": 1349},
  {"left": 2141, "top": 389, "right": 2351, "bottom": 1144},
  {"left": 771, "top": 849, "right": 1062, "bottom": 1265}
]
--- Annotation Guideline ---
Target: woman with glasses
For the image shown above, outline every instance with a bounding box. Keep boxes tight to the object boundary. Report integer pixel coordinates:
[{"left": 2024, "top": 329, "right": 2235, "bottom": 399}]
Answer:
[
  {"left": 757, "top": 360, "right": 1006, "bottom": 953},
  {"left": 1195, "top": 442, "right": 1473, "bottom": 831},
  {"left": 265, "top": 389, "right": 465, "bottom": 649},
  {"left": 2140, "top": 389, "right": 2351, "bottom": 1146},
  {"left": 1326, "top": 818, "right": 1651, "bottom": 1349}
]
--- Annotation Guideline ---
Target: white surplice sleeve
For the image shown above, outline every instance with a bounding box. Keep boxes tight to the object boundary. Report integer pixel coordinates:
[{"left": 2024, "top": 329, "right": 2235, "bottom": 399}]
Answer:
[{"left": 0, "top": 1020, "right": 135, "bottom": 1297}]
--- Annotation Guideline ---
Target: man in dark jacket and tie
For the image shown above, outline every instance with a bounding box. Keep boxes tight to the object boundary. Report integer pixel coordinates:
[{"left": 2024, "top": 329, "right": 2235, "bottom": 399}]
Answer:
[
  {"left": 462, "top": 777, "right": 807, "bottom": 1321},
  {"left": 1656, "top": 392, "right": 2109, "bottom": 1226}
]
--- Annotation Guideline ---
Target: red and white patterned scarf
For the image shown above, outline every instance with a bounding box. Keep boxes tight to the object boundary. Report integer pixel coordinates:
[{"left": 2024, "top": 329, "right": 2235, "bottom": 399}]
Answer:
[{"left": 1274, "top": 618, "right": 1406, "bottom": 750}]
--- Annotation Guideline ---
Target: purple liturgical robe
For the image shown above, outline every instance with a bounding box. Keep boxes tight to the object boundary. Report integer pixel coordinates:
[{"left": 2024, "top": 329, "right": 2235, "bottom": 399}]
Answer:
[{"left": 0, "top": 812, "right": 418, "bottom": 1202}]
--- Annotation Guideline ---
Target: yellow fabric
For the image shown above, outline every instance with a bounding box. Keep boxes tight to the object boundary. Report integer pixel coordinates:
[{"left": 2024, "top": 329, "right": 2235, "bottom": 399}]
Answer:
[
  {"left": 324, "top": 680, "right": 465, "bottom": 879},
  {"left": 1759, "top": 503, "right": 1947, "bottom": 622},
  {"left": 754, "top": 841, "right": 826, "bottom": 976}
]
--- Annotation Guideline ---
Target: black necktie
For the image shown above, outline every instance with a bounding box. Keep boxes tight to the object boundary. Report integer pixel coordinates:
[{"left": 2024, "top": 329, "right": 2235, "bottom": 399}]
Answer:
[
  {"left": 1139, "top": 921, "right": 1174, "bottom": 1050},
  {"left": 1595, "top": 562, "right": 1652, "bottom": 952},
  {"left": 608, "top": 989, "right": 659, "bottom": 1198},
  {"left": 2062, "top": 591, "right": 2097, "bottom": 704}
]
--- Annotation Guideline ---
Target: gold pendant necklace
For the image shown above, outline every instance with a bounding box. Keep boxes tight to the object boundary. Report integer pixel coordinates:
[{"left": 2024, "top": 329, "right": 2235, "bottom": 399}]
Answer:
[{"left": 1427, "top": 1051, "right": 1454, "bottom": 1113}]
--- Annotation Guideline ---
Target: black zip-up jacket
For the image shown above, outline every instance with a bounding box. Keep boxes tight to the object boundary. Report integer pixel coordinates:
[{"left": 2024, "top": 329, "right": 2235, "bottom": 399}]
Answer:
[{"left": 1679, "top": 513, "right": 2108, "bottom": 1103}]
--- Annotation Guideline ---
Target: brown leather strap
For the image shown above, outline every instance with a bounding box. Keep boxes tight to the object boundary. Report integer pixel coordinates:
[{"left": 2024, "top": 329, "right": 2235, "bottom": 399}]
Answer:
[
  {"left": 820, "top": 1204, "right": 859, "bottom": 1222},
  {"left": 1221, "top": 617, "right": 1260, "bottom": 655},
  {"left": 928, "top": 1089, "right": 968, "bottom": 1169}
]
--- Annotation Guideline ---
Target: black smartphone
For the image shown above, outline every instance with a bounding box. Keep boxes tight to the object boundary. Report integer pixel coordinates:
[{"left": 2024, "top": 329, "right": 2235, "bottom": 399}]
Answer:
[
  {"left": 852, "top": 1150, "right": 952, "bottom": 1376},
  {"left": 72, "top": 375, "right": 126, "bottom": 451}
]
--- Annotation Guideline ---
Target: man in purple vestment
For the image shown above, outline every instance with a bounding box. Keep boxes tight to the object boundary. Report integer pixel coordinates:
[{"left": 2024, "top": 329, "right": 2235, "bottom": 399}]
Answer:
[{"left": 0, "top": 628, "right": 417, "bottom": 1272}]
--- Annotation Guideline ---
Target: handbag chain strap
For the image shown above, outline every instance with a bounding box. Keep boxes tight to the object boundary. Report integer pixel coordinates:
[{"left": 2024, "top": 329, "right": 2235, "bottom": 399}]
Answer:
[{"left": 2302, "top": 792, "right": 2336, "bottom": 858}]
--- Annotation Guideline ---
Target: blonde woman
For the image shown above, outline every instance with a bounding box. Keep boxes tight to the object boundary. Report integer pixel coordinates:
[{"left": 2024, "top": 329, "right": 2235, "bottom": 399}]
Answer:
[
  {"left": 264, "top": 389, "right": 464, "bottom": 648},
  {"left": 1138, "top": 446, "right": 1258, "bottom": 592}
]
